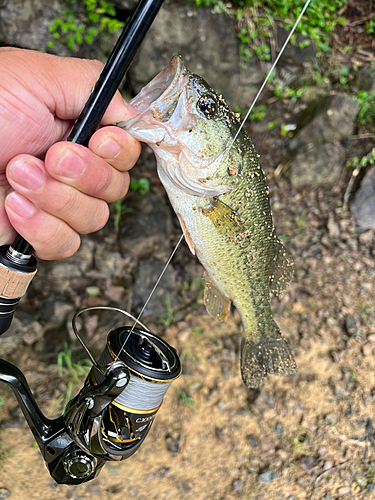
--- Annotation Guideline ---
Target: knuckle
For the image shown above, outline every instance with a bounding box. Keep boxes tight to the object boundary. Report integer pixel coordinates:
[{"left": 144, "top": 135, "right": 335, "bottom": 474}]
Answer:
[
  {"left": 56, "top": 189, "right": 81, "bottom": 216},
  {"left": 81, "top": 201, "right": 109, "bottom": 234},
  {"left": 93, "top": 165, "right": 112, "bottom": 196},
  {"left": 104, "top": 173, "right": 129, "bottom": 203},
  {"left": 36, "top": 220, "right": 80, "bottom": 260}
]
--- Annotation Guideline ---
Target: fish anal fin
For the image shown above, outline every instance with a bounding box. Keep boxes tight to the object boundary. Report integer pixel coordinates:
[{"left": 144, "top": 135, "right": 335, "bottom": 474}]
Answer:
[
  {"left": 241, "top": 322, "right": 297, "bottom": 388},
  {"left": 269, "top": 237, "right": 294, "bottom": 297},
  {"left": 176, "top": 213, "right": 195, "bottom": 255},
  {"left": 203, "top": 271, "right": 231, "bottom": 322},
  {"left": 201, "top": 198, "right": 245, "bottom": 237}
]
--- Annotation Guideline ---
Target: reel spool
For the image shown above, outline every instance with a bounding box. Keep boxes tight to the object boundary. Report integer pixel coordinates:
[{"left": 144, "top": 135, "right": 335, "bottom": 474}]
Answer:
[{"left": 88, "top": 325, "right": 181, "bottom": 458}]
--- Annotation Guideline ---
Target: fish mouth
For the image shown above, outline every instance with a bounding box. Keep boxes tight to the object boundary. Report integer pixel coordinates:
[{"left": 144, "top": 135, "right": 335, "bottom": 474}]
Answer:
[{"left": 119, "top": 55, "right": 188, "bottom": 132}]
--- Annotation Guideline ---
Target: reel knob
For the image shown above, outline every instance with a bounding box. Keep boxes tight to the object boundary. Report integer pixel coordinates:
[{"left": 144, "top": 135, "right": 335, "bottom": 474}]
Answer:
[{"left": 63, "top": 449, "right": 97, "bottom": 479}]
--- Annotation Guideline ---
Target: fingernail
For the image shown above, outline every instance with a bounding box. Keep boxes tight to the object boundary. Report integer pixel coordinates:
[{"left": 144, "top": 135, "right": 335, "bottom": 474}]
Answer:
[
  {"left": 94, "top": 136, "right": 121, "bottom": 160},
  {"left": 55, "top": 149, "right": 86, "bottom": 179},
  {"left": 8, "top": 160, "right": 44, "bottom": 190},
  {"left": 6, "top": 192, "right": 36, "bottom": 218}
]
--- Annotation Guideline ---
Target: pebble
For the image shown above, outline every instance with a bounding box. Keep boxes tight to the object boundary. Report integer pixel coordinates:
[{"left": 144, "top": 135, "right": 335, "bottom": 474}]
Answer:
[
  {"left": 337, "top": 486, "right": 351, "bottom": 495},
  {"left": 299, "top": 456, "right": 317, "bottom": 471},
  {"left": 345, "top": 315, "right": 362, "bottom": 339},
  {"left": 367, "top": 484, "right": 375, "bottom": 492},
  {"left": 363, "top": 343, "right": 374, "bottom": 357},
  {"left": 318, "top": 447, "right": 327, "bottom": 457},
  {"left": 273, "top": 423, "right": 284, "bottom": 435},
  {"left": 257, "top": 469, "right": 280, "bottom": 483},
  {"left": 247, "top": 434, "right": 259, "bottom": 448},
  {"left": 165, "top": 431, "right": 181, "bottom": 453},
  {"left": 232, "top": 480, "right": 244, "bottom": 492},
  {"left": 324, "top": 414, "right": 336, "bottom": 425},
  {"left": 0, "top": 489, "right": 10, "bottom": 500}
]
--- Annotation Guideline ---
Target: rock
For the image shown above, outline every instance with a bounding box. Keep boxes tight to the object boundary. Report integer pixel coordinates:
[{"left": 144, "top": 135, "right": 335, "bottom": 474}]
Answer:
[
  {"left": 324, "top": 414, "right": 336, "bottom": 425},
  {"left": 120, "top": 191, "right": 174, "bottom": 259},
  {"left": 352, "top": 167, "right": 375, "bottom": 231},
  {"left": 247, "top": 434, "right": 260, "bottom": 448},
  {"left": 258, "top": 469, "right": 279, "bottom": 483},
  {"left": 105, "top": 285, "right": 125, "bottom": 303},
  {"left": 345, "top": 315, "right": 362, "bottom": 339},
  {"left": 290, "top": 142, "right": 345, "bottom": 188},
  {"left": 132, "top": 256, "right": 178, "bottom": 320},
  {"left": 367, "top": 484, "right": 375, "bottom": 492},
  {"left": 165, "top": 430, "right": 181, "bottom": 453},
  {"left": 273, "top": 422, "right": 284, "bottom": 435},
  {"left": 0, "top": 488, "right": 11, "bottom": 499},
  {"left": 327, "top": 215, "right": 340, "bottom": 238},
  {"left": 299, "top": 456, "right": 317, "bottom": 470},
  {"left": 0, "top": 0, "right": 64, "bottom": 52},
  {"left": 127, "top": 3, "right": 263, "bottom": 108},
  {"left": 129, "top": 487, "right": 140, "bottom": 498},
  {"left": 289, "top": 94, "right": 359, "bottom": 188},
  {"left": 232, "top": 479, "right": 244, "bottom": 492},
  {"left": 291, "top": 94, "right": 359, "bottom": 146}
]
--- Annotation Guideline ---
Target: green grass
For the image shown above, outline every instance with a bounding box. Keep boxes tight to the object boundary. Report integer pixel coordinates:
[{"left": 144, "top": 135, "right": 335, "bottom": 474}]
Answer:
[
  {"left": 355, "top": 91, "right": 375, "bottom": 126},
  {"left": 56, "top": 342, "right": 92, "bottom": 411},
  {"left": 193, "top": 0, "right": 348, "bottom": 58},
  {"left": 48, "top": 0, "right": 123, "bottom": 52}
]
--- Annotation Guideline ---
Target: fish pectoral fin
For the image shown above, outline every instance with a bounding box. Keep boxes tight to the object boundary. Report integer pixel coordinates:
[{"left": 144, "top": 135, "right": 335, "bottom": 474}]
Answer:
[
  {"left": 176, "top": 213, "right": 195, "bottom": 255},
  {"left": 269, "top": 237, "right": 294, "bottom": 297},
  {"left": 203, "top": 271, "right": 231, "bottom": 322},
  {"left": 201, "top": 198, "right": 245, "bottom": 237}
]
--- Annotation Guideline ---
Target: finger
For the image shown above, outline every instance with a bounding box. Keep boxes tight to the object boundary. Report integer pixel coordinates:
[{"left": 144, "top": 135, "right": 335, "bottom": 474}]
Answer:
[
  {"left": 0, "top": 184, "right": 16, "bottom": 245},
  {"left": 6, "top": 156, "right": 110, "bottom": 235},
  {"left": 44, "top": 142, "right": 131, "bottom": 203},
  {"left": 88, "top": 126, "right": 141, "bottom": 171},
  {"left": 4, "top": 192, "right": 81, "bottom": 260}
]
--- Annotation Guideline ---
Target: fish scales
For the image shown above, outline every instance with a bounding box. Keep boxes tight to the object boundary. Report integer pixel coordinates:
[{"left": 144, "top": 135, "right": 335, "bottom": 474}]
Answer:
[{"left": 119, "top": 55, "right": 296, "bottom": 388}]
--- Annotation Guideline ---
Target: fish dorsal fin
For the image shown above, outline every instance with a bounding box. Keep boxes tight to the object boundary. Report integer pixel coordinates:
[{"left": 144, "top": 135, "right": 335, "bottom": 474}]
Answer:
[
  {"left": 269, "top": 237, "right": 294, "bottom": 297},
  {"left": 201, "top": 198, "right": 245, "bottom": 237},
  {"left": 203, "top": 271, "right": 231, "bottom": 322},
  {"left": 176, "top": 213, "right": 195, "bottom": 255}
]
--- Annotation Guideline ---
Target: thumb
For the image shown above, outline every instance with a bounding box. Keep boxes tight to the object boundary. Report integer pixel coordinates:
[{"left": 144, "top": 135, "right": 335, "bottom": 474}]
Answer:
[
  {"left": 42, "top": 53, "right": 136, "bottom": 124},
  {"left": 6, "top": 48, "right": 135, "bottom": 124}
]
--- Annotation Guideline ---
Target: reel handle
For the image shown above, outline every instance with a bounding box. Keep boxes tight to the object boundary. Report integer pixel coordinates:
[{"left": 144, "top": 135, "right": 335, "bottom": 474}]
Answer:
[{"left": 0, "top": 357, "right": 130, "bottom": 484}]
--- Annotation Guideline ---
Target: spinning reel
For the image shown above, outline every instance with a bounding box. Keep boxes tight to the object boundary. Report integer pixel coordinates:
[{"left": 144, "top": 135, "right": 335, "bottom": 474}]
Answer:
[{"left": 0, "top": 306, "right": 181, "bottom": 484}]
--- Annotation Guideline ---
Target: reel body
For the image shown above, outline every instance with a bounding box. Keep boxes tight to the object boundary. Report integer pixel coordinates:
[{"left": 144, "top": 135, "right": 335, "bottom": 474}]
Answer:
[{"left": 0, "top": 315, "right": 181, "bottom": 484}]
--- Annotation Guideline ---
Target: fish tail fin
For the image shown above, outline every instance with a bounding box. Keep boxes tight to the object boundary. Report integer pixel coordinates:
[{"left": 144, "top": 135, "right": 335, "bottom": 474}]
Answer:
[{"left": 240, "top": 321, "right": 297, "bottom": 388}]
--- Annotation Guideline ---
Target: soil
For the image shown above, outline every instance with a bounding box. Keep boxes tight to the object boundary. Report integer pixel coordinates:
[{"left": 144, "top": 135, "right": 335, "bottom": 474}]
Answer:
[{"left": 1, "top": 5, "right": 375, "bottom": 500}]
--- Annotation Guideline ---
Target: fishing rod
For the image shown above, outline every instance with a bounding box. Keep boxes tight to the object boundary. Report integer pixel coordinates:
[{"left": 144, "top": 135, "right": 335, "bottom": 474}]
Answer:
[{"left": 0, "top": 0, "right": 182, "bottom": 485}]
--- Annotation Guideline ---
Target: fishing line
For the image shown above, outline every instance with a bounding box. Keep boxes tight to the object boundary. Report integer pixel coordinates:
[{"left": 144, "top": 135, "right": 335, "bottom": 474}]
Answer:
[
  {"left": 225, "top": 0, "right": 313, "bottom": 157},
  {"left": 115, "top": 233, "right": 184, "bottom": 359},
  {"left": 117, "top": 0, "right": 312, "bottom": 356}
]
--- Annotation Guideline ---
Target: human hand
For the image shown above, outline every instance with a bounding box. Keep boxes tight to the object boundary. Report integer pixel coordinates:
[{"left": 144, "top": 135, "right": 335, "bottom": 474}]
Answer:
[{"left": 0, "top": 48, "right": 141, "bottom": 260}]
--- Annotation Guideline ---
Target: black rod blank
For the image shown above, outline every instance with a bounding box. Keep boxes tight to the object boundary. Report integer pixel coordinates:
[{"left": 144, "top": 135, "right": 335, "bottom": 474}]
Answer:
[
  {"left": 11, "top": 0, "right": 164, "bottom": 256},
  {"left": 67, "top": 0, "right": 164, "bottom": 145}
]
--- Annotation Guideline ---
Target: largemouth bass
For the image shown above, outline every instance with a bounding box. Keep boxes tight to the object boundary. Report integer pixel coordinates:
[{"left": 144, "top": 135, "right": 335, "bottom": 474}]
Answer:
[{"left": 119, "top": 55, "right": 296, "bottom": 388}]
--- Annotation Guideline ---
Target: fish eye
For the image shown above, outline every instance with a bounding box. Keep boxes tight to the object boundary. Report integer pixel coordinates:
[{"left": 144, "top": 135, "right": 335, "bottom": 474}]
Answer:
[{"left": 196, "top": 95, "right": 217, "bottom": 118}]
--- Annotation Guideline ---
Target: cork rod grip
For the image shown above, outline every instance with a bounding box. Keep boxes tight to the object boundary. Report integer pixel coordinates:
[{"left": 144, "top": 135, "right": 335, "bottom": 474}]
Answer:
[{"left": 0, "top": 264, "right": 37, "bottom": 299}]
